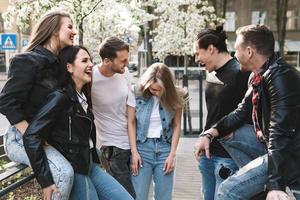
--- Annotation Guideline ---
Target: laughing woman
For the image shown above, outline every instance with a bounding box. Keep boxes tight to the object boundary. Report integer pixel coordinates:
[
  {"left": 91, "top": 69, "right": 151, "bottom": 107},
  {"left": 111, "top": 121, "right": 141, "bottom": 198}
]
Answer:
[
  {"left": 128, "top": 63, "right": 187, "bottom": 200},
  {"left": 0, "top": 10, "right": 76, "bottom": 200},
  {"left": 23, "top": 45, "right": 134, "bottom": 200}
]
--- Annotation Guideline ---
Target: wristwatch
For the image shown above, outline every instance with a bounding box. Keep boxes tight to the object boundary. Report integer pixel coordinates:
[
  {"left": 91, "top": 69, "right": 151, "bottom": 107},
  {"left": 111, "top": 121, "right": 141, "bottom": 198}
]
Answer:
[{"left": 199, "top": 132, "right": 214, "bottom": 143}]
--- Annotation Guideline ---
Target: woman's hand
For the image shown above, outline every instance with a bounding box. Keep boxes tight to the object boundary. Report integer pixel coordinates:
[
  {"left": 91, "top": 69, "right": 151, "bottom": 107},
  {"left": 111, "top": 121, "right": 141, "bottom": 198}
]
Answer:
[
  {"left": 14, "top": 120, "right": 29, "bottom": 135},
  {"left": 43, "top": 184, "right": 61, "bottom": 200},
  {"left": 131, "top": 151, "right": 142, "bottom": 176},
  {"left": 163, "top": 154, "right": 176, "bottom": 174},
  {"left": 266, "top": 190, "right": 290, "bottom": 200}
]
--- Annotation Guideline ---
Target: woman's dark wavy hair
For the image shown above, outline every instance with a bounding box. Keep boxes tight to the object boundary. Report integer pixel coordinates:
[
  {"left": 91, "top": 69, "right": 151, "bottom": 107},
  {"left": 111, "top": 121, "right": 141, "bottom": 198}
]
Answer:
[
  {"left": 58, "top": 45, "right": 92, "bottom": 107},
  {"left": 196, "top": 25, "right": 228, "bottom": 53}
]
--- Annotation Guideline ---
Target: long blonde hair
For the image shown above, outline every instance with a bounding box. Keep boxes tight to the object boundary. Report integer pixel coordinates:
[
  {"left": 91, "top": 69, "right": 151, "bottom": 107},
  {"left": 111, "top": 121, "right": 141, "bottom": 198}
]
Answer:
[
  {"left": 139, "top": 63, "right": 187, "bottom": 112},
  {"left": 26, "top": 10, "right": 71, "bottom": 52}
]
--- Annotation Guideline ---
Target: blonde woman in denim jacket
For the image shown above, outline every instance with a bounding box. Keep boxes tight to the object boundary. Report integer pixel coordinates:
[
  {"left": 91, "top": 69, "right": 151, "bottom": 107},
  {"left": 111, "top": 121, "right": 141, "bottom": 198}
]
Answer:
[{"left": 128, "top": 63, "right": 186, "bottom": 200}]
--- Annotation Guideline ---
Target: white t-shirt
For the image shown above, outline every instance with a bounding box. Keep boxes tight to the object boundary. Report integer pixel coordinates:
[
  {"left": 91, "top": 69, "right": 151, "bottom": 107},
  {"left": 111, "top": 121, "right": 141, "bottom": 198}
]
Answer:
[
  {"left": 91, "top": 66, "right": 136, "bottom": 150},
  {"left": 147, "top": 96, "right": 162, "bottom": 138}
]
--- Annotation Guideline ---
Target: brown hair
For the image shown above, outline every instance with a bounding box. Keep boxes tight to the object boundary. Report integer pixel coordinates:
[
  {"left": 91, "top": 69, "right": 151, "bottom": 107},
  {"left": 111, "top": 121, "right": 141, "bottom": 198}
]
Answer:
[
  {"left": 26, "top": 10, "right": 71, "bottom": 52},
  {"left": 99, "top": 37, "right": 129, "bottom": 60},
  {"left": 236, "top": 24, "right": 274, "bottom": 57},
  {"left": 139, "top": 63, "right": 187, "bottom": 112}
]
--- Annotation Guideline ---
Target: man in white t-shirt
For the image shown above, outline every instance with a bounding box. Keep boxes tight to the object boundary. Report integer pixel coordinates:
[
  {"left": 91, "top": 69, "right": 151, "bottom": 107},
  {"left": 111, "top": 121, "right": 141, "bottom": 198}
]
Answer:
[{"left": 91, "top": 37, "right": 136, "bottom": 198}]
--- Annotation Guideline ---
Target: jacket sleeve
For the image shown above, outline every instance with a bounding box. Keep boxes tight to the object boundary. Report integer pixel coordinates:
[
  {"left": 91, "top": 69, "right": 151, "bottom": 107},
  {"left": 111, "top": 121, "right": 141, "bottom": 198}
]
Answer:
[
  {"left": 23, "top": 90, "right": 68, "bottom": 188},
  {"left": 0, "top": 54, "right": 38, "bottom": 124},
  {"left": 265, "top": 68, "right": 300, "bottom": 191},
  {"left": 213, "top": 86, "right": 253, "bottom": 137}
]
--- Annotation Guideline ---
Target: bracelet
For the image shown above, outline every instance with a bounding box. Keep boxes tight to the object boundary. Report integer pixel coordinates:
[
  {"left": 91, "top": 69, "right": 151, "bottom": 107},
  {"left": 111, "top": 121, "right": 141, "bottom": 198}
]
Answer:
[{"left": 199, "top": 132, "right": 214, "bottom": 143}]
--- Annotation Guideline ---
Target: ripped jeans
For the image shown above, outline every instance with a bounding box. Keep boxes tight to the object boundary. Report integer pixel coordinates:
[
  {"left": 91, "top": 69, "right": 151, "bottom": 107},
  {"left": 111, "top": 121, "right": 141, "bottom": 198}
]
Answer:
[
  {"left": 216, "top": 124, "right": 300, "bottom": 200},
  {"left": 4, "top": 126, "right": 74, "bottom": 200}
]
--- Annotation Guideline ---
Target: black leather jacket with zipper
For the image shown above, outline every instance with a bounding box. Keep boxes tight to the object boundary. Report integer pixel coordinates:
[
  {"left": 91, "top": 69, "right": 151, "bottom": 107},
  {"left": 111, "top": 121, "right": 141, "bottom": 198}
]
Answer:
[
  {"left": 23, "top": 85, "right": 99, "bottom": 189},
  {"left": 214, "top": 57, "right": 300, "bottom": 191}
]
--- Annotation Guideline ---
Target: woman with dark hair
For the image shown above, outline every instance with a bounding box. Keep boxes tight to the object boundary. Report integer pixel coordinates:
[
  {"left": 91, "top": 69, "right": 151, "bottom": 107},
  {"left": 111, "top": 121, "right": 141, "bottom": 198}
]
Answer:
[
  {"left": 193, "top": 26, "right": 250, "bottom": 200},
  {"left": 23, "top": 45, "right": 134, "bottom": 200},
  {"left": 0, "top": 10, "right": 76, "bottom": 200}
]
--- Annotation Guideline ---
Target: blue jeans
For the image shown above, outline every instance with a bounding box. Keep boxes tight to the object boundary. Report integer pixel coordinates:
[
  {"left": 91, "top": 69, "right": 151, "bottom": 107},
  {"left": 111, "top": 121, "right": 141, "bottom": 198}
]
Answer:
[
  {"left": 132, "top": 138, "right": 174, "bottom": 200},
  {"left": 70, "top": 162, "right": 134, "bottom": 200},
  {"left": 217, "top": 124, "right": 300, "bottom": 200},
  {"left": 4, "top": 126, "right": 74, "bottom": 200},
  {"left": 198, "top": 155, "right": 238, "bottom": 200}
]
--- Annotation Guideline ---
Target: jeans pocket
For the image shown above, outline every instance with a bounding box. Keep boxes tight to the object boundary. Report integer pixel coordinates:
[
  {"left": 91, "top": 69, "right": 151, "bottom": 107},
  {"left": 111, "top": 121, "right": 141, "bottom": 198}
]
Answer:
[{"left": 13, "top": 128, "right": 24, "bottom": 147}]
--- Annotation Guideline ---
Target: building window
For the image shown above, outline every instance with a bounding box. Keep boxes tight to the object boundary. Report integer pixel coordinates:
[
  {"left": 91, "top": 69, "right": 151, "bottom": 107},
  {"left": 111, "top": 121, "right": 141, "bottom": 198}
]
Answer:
[
  {"left": 286, "top": 10, "right": 300, "bottom": 30},
  {"left": 252, "top": 11, "right": 266, "bottom": 25},
  {"left": 224, "top": 12, "right": 235, "bottom": 32}
]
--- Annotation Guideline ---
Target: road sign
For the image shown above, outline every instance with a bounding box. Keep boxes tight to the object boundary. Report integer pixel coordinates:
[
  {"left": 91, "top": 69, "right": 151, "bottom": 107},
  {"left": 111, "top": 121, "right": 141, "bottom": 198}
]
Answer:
[
  {"left": 22, "top": 38, "right": 29, "bottom": 47},
  {"left": 1, "top": 34, "right": 17, "bottom": 50}
]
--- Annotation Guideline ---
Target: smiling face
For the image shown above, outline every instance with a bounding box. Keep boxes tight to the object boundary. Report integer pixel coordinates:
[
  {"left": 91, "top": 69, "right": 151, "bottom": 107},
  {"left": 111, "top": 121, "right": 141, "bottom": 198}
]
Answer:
[
  {"left": 193, "top": 41, "right": 215, "bottom": 72},
  {"left": 234, "top": 34, "right": 252, "bottom": 72},
  {"left": 67, "top": 49, "right": 93, "bottom": 90},
  {"left": 109, "top": 49, "right": 129, "bottom": 74},
  {"left": 57, "top": 17, "right": 76, "bottom": 49}
]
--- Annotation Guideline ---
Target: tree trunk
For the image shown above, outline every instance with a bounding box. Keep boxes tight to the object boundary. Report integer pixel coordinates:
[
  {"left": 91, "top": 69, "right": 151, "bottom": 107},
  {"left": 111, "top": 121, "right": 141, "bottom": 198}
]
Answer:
[
  {"left": 222, "top": 0, "right": 227, "bottom": 19},
  {"left": 276, "top": 0, "right": 288, "bottom": 58},
  {"left": 78, "top": 21, "right": 84, "bottom": 46},
  {"left": 146, "top": 6, "right": 154, "bottom": 66}
]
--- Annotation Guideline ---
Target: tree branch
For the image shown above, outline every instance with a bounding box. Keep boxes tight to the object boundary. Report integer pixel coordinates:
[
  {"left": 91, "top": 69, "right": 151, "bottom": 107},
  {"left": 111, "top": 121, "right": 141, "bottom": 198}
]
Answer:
[{"left": 81, "top": 0, "right": 102, "bottom": 20}]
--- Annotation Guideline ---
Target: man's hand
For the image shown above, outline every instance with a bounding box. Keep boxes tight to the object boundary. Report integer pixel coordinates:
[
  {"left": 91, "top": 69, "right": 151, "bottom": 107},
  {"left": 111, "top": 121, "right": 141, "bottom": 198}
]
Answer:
[
  {"left": 194, "top": 136, "right": 211, "bottom": 160},
  {"left": 266, "top": 190, "right": 290, "bottom": 200},
  {"left": 43, "top": 184, "right": 61, "bottom": 200},
  {"left": 194, "top": 128, "right": 219, "bottom": 160}
]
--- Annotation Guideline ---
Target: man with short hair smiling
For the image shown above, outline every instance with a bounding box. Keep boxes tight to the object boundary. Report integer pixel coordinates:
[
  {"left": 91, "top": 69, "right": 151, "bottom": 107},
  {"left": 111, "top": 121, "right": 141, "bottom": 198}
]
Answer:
[
  {"left": 194, "top": 24, "right": 300, "bottom": 199},
  {"left": 91, "top": 37, "right": 136, "bottom": 198}
]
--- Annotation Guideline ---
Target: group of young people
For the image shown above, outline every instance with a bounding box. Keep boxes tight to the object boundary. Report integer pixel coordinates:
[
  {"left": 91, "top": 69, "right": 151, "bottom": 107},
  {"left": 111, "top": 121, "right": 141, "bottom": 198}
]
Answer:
[
  {"left": 0, "top": 10, "right": 186, "bottom": 200},
  {"left": 0, "top": 8, "right": 300, "bottom": 200}
]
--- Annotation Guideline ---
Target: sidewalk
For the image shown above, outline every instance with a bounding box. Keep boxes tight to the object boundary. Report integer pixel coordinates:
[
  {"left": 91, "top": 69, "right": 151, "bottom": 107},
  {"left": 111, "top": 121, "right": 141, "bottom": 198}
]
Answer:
[{"left": 147, "top": 137, "right": 203, "bottom": 200}]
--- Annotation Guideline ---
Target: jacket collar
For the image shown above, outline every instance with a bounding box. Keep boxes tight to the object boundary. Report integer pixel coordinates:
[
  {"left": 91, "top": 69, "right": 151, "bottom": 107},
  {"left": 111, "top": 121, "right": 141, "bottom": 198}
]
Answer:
[
  {"left": 33, "top": 45, "right": 58, "bottom": 64},
  {"left": 63, "top": 84, "right": 93, "bottom": 118}
]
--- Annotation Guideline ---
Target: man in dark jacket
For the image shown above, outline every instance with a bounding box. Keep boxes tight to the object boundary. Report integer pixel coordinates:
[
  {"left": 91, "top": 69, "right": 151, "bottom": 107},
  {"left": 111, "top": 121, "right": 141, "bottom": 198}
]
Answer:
[{"left": 194, "top": 24, "right": 300, "bottom": 200}]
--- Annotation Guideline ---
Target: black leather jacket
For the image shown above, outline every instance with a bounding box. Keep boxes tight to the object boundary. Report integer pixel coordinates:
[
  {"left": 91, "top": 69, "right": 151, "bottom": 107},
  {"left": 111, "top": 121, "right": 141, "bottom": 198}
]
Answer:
[
  {"left": 23, "top": 85, "right": 100, "bottom": 188},
  {"left": 214, "top": 57, "right": 300, "bottom": 191},
  {"left": 0, "top": 45, "right": 61, "bottom": 125}
]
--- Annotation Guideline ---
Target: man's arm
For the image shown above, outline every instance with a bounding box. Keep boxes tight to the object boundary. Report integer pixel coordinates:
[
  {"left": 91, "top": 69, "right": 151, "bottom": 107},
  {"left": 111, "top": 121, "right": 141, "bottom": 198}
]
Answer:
[
  {"left": 194, "top": 86, "right": 253, "bottom": 159},
  {"left": 265, "top": 68, "right": 300, "bottom": 191}
]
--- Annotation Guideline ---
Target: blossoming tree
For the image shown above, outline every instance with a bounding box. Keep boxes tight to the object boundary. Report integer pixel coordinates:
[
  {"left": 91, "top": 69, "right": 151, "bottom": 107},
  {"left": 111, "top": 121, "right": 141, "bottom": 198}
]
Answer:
[
  {"left": 152, "top": 0, "right": 224, "bottom": 71},
  {"left": 2, "top": 0, "right": 154, "bottom": 60}
]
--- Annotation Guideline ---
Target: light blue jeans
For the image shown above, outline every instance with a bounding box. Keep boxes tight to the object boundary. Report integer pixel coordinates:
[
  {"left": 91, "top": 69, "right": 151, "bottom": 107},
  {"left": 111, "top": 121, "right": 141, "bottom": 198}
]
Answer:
[
  {"left": 217, "top": 124, "right": 300, "bottom": 200},
  {"left": 4, "top": 126, "right": 74, "bottom": 200},
  {"left": 198, "top": 155, "right": 238, "bottom": 200},
  {"left": 132, "top": 138, "right": 174, "bottom": 200},
  {"left": 70, "top": 162, "right": 134, "bottom": 200}
]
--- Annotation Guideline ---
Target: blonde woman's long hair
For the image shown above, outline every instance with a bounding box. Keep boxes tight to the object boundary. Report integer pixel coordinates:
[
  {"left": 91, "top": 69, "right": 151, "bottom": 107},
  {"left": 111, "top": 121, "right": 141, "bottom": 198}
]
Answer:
[
  {"left": 139, "top": 63, "right": 187, "bottom": 112},
  {"left": 26, "top": 10, "right": 71, "bottom": 52}
]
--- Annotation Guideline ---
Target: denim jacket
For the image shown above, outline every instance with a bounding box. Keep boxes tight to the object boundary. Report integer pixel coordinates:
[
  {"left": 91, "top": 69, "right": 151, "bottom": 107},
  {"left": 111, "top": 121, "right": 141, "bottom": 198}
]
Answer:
[{"left": 136, "top": 96, "right": 175, "bottom": 143}]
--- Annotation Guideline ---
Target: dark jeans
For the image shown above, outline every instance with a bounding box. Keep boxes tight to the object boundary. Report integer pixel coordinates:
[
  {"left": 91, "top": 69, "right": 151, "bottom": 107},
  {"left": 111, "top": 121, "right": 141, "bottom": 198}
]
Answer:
[{"left": 100, "top": 146, "right": 136, "bottom": 199}]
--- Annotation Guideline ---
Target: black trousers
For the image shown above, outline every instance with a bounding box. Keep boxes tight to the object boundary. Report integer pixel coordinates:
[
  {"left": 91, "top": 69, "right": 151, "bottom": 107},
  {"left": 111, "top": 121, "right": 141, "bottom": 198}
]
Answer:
[{"left": 100, "top": 146, "right": 136, "bottom": 199}]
